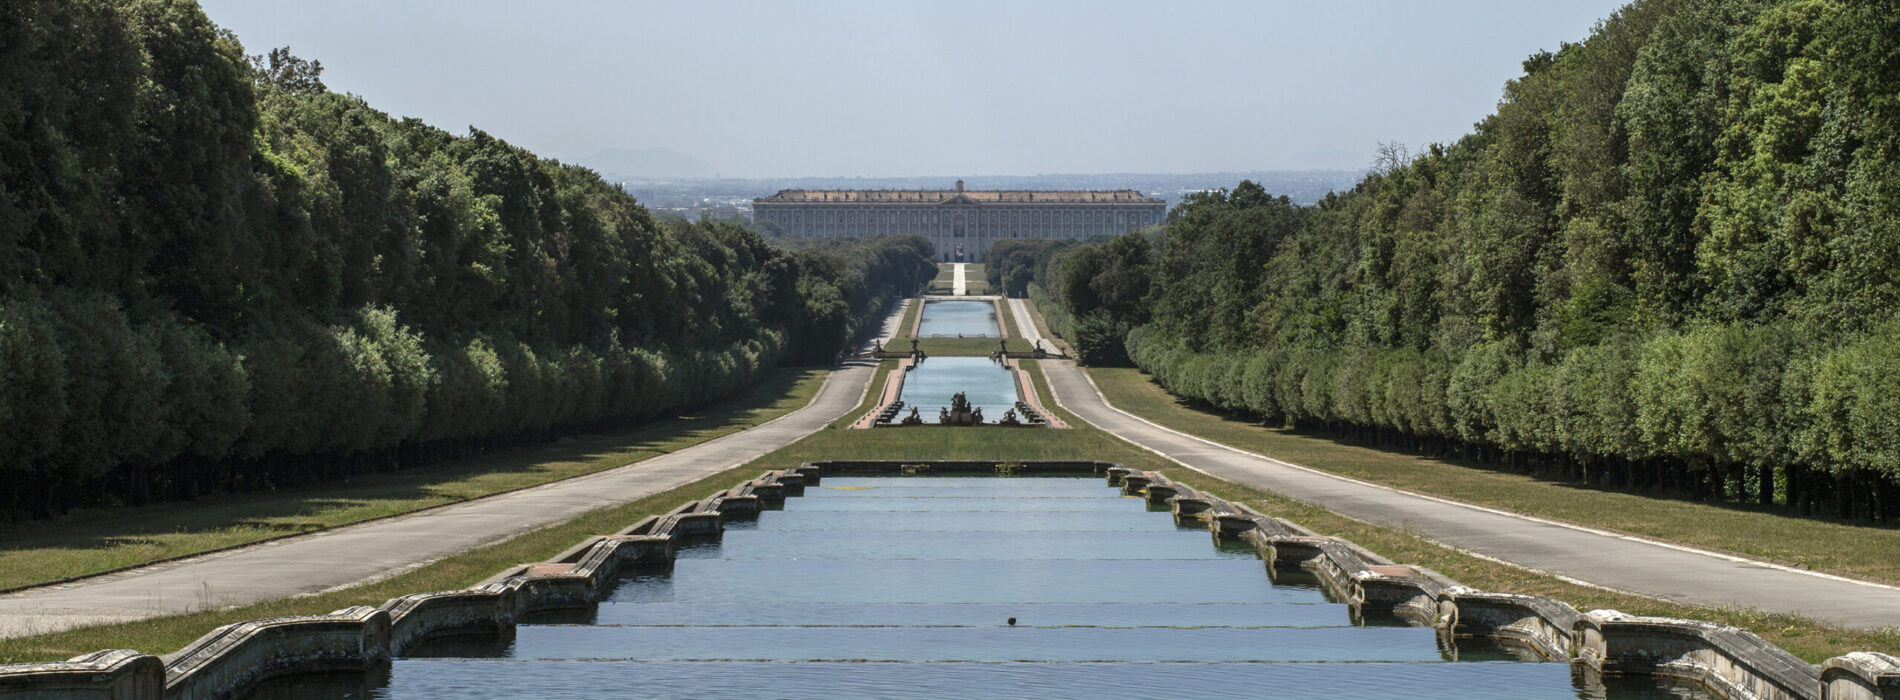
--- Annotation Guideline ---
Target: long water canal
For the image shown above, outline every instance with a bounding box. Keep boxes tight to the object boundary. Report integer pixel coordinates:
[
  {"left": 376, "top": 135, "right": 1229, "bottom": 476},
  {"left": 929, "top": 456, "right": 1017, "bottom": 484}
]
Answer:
[{"left": 366, "top": 475, "right": 1712, "bottom": 699}]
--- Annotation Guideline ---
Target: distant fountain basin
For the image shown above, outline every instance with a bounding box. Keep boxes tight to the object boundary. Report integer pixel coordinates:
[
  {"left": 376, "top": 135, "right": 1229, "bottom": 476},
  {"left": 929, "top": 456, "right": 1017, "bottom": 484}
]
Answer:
[
  {"left": 916, "top": 300, "right": 1000, "bottom": 337},
  {"left": 898, "top": 357, "right": 1020, "bottom": 420}
]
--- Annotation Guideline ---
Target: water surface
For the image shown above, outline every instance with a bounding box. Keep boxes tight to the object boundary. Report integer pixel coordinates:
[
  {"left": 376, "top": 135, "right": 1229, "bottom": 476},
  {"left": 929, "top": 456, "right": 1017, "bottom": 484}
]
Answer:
[
  {"left": 917, "top": 299, "right": 1001, "bottom": 337},
  {"left": 896, "top": 356, "right": 1020, "bottom": 419},
  {"left": 357, "top": 476, "right": 1716, "bottom": 699}
]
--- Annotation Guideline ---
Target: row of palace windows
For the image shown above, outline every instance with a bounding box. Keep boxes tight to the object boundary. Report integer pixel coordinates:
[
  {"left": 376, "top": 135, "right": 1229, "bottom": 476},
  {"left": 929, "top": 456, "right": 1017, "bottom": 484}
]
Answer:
[{"left": 764, "top": 207, "right": 1162, "bottom": 238}]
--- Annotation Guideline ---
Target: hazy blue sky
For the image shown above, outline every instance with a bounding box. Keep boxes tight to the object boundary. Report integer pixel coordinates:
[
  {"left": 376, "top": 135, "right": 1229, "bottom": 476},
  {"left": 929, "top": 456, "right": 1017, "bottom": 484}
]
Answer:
[{"left": 199, "top": 0, "right": 1630, "bottom": 178}]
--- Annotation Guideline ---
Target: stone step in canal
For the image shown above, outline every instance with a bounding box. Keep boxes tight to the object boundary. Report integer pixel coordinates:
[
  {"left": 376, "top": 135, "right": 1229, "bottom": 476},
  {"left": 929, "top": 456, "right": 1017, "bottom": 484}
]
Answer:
[{"left": 320, "top": 475, "right": 1713, "bottom": 699}]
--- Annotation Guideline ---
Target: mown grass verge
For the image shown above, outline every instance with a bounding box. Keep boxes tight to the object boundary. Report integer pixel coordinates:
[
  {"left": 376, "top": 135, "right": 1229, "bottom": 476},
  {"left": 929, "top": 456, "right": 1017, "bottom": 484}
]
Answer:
[
  {"left": 0, "top": 462, "right": 771, "bottom": 663},
  {"left": 891, "top": 298, "right": 921, "bottom": 340},
  {"left": 925, "top": 263, "right": 988, "bottom": 295},
  {"left": 1088, "top": 366, "right": 1900, "bottom": 586},
  {"left": 0, "top": 368, "right": 828, "bottom": 592},
  {"left": 1161, "top": 469, "right": 1900, "bottom": 662},
  {"left": 996, "top": 297, "right": 1019, "bottom": 339}
]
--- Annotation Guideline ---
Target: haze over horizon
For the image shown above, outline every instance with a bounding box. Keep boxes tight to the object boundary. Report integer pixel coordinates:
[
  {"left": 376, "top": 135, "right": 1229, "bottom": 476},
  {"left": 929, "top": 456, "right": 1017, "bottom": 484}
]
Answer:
[{"left": 200, "top": 0, "right": 1628, "bottom": 179}]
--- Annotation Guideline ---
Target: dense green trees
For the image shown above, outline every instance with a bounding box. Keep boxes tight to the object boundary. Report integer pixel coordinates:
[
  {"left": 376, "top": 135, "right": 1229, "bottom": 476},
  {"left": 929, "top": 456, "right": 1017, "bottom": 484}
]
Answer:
[
  {"left": 1015, "top": 0, "right": 1900, "bottom": 521},
  {"left": 0, "top": 1, "right": 934, "bottom": 519}
]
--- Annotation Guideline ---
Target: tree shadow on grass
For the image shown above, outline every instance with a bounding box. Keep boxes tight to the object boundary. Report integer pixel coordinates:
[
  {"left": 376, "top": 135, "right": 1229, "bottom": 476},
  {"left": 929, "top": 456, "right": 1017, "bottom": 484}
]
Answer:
[
  {"left": 0, "top": 367, "right": 823, "bottom": 587},
  {"left": 1159, "top": 391, "right": 1900, "bottom": 542}
]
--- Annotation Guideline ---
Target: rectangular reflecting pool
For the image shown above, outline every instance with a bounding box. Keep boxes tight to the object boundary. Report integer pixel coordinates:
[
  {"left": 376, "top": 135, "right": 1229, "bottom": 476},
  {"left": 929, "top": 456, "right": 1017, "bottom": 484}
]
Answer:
[
  {"left": 362, "top": 476, "right": 1715, "bottom": 699},
  {"left": 916, "top": 299, "right": 1000, "bottom": 337},
  {"left": 896, "top": 356, "right": 1020, "bottom": 418}
]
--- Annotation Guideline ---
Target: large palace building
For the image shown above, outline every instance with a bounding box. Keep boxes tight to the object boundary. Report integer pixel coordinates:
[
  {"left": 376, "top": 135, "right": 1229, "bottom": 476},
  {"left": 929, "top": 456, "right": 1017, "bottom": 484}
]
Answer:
[{"left": 753, "top": 180, "right": 1167, "bottom": 262}]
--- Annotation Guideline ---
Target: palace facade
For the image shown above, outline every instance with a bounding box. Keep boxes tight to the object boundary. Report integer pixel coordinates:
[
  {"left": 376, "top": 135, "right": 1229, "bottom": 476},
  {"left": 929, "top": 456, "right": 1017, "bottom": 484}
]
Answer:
[{"left": 752, "top": 181, "right": 1167, "bottom": 262}]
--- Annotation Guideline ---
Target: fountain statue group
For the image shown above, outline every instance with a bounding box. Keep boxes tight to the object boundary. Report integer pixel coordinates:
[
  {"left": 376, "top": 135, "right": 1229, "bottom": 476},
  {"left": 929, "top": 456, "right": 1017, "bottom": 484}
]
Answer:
[
  {"left": 929, "top": 391, "right": 1024, "bottom": 426},
  {"left": 939, "top": 391, "right": 983, "bottom": 425}
]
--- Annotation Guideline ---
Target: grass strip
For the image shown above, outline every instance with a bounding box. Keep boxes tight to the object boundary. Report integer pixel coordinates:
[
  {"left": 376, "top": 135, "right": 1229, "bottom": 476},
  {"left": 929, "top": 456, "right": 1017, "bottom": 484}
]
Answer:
[
  {"left": 1160, "top": 469, "right": 1900, "bottom": 662},
  {"left": 995, "top": 297, "right": 1019, "bottom": 339},
  {"left": 0, "top": 368, "right": 828, "bottom": 591},
  {"left": 892, "top": 298, "right": 922, "bottom": 341},
  {"left": 0, "top": 463, "right": 770, "bottom": 663},
  {"left": 1087, "top": 366, "right": 1900, "bottom": 585}
]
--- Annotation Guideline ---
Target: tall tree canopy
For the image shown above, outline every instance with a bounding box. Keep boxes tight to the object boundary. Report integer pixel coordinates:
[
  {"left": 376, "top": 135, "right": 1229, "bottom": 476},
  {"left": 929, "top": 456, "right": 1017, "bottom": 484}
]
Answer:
[
  {"left": 0, "top": 0, "right": 935, "bottom": 518},
  {"left": 1009, "top": 0, "right": 1900, "bottom": 521}
]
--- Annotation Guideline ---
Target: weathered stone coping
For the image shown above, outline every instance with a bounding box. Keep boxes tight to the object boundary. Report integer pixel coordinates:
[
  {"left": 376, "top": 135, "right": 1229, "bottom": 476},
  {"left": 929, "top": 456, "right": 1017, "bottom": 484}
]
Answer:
[
  {"left": 1822, "top": 653, "right": 1900, "bottom": 699},
  {"left": 1106, "top": 466, "right": 1899, "bottom": 700},
  {"left": 0, "top": 650, "right": 160, "bottom": 698},
  {"left": 6, "top": 460, "right": 1898, "bottom": 700},
  {"left": 159, "top": 606, "right": 388, "bottom": 700},
  {"left": 1577, "top": 610, "right": 1820, "bottom": 700}
]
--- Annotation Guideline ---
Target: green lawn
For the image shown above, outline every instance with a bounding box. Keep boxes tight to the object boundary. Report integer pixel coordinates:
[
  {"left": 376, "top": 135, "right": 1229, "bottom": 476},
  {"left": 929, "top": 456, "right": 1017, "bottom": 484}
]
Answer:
[
  {"left": 926, "top": 262, "right": 988, "bottom": 295},
  {"left": 1087, "top": 366, "right": 1900, "bottom": 586},
  {"left": 995, "top": 295, "right": 1018, "bottom": 338},
  {"left": 892, "top": 298, "right": 921, "bottom": 339},
  {"left": 0, "top": 461, "right": 774, "bottom": 663},
  {"left": 0, "top": 368, "right": 829, "bottom": 592},
  {"left": 928, "top": 263, "right": 956, "bottom": 293},
  {"left": 1161, "top": 468, "right": 1900, "bottom": 662},
  {"left": 962, "top": 263, "right": 989, "bottom": 295}
]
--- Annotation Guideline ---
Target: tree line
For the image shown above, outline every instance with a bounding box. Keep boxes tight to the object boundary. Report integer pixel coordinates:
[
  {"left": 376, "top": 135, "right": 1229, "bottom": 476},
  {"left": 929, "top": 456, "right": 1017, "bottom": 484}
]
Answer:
[
  {"left": 992, "top": 0, "right": 1900, "bottom": 522},
  {"left": 0, "top": 0, "right": 936, "bottom": 519}
]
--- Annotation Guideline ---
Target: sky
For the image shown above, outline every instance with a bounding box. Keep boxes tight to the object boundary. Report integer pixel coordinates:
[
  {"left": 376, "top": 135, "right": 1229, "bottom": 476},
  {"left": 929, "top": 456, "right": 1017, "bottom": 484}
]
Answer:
[{"left": 198, "top": 0, "right": 1631, "bottom": 178}]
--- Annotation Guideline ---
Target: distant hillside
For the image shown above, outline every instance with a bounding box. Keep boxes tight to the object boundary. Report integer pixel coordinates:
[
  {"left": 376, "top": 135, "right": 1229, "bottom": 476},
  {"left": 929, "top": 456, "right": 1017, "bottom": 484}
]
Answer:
[
  {"left": 620, "top": 170, "right": 1368, "bottom": 211},
  {"left": 581, "top": 147, "right": 723, "bottom": 179}
]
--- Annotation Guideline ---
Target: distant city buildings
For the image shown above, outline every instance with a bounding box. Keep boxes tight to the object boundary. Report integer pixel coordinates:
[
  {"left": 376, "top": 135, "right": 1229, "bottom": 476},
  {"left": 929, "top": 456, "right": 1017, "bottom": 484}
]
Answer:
[{"left": 753, "top": 180, "right": 1167, "bottom": 262}]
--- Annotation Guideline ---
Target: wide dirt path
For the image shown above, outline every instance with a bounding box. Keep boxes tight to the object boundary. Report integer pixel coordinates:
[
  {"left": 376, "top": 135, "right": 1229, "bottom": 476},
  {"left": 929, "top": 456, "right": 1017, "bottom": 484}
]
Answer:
[
  {"left": 1009, "top": 300, "right": 1900, "bottom": 630},
  {"left": 0, "top": 306, "right": 906, "bottom": 640}
]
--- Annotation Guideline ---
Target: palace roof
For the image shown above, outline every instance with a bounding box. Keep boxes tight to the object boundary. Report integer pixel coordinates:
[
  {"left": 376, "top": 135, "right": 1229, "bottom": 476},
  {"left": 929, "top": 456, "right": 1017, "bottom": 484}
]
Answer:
[{"left": 754, "top": 188, "right": 1163, "bottom": 205}]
